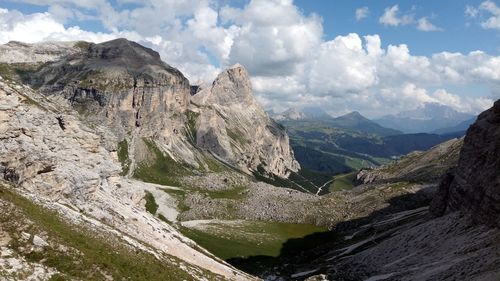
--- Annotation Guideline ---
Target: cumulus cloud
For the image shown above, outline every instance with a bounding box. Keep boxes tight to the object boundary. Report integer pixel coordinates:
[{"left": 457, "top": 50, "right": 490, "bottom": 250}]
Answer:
[
  {"left": 0, "top": 1, "right": 497, "bottom": 117},
  {"left": 379, "top": 5, "right": 414, "bottom": 26},
  {"left": 355, "top": 7, "right": 369, "bottom": 21},
  {"left": 221, "top": 0, "right": 322, "bottom": 76},
  {"left": 480, "top": 0, "right": 500, "bottom": 29},
  {"left": 466, "top": 1, "right": 500, "bottom": 29},
  {"left": 0, "top": 8, "right": 137, "bottom": 43},
  {"left": 379, "top": 5, "right": 442, "bottom": 32},
  {"left": 308, "top": 34, "right": 378, "bottom": 95},
  {"left": 417, "top": 17, "right": 443, "bottom": 31}
]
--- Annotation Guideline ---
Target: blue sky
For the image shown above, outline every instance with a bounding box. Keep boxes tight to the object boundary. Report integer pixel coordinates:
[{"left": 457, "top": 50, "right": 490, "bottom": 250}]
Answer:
[
  {"left": 296, "top": 0, "right": 499, "bottom": 55},
  {"left": 0, "top": 0, "right": 499, "bottom": 117}
]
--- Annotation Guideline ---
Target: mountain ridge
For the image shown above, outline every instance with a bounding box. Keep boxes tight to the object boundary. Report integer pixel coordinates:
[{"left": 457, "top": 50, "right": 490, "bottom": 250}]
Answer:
[{"left": 376, "top": 102, "right": 475, "bottom": 133}]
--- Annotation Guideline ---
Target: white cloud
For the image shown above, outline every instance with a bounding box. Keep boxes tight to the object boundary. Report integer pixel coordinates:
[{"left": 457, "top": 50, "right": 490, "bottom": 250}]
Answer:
[
  {"left": 0, "top": 1, "right": 498, "bottom": 117},
  {"left": 465, "top": 5, "right": 479, "bottom": 18},
  {"left": 222, "top": 0, "right": 323, "bottom": 76},
  {"left": 480, "top": 0, "right": 500, "bottom": 29},
  {"left": 0, "top": 9, "right": 135, "bottom": 43},
  {"left": 308, "top": 33, "right": 378, "bottom": 95},
  {"left": 379, "top": 5, "right": 443, "bottom": 32},
  {"left": 379, "top": 5, "right": 414, "bottom": 27},
  {"left": 355, "top": 7, "right": 369, "bottom": 21},
  {"left": 416, "top": 17, "right": 442, "bottom": 31},
  {"left": 467, "top": 1, "right": 500, "bottom": 29}
]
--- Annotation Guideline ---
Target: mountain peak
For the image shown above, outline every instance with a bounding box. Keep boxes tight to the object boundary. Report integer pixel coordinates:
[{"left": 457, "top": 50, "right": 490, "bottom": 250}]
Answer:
[
  {"left": 342, "top": 111, "right": 364, "bottom": 118},
  {"left": 207, "top": 64, "right": 253, "bottom": 105},
  {"left": 272, "top": 108, "right": 307, "bottom": 121},
  {"left": 87, "top": 38, "right": 163, "bottom": 68},
  {"left": 29, "top": 38, "right": 188, "bottom": 92},
  {"left": 227, "top": 63, "right": 245, "bottom": 70}
]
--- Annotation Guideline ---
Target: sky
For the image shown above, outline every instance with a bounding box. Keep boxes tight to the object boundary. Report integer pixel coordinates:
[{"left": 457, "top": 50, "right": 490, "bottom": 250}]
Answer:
[{"left": 0, "top": 0, "right": 499, "bottom": 117}]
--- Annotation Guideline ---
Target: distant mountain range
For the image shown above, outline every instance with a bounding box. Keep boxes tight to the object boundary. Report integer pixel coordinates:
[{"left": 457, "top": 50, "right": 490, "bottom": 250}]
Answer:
[
  {"left": 431, "top": 117, "right": 476, "bottom": 134},
  {"left": 274, "top": 108, "right": 464, "bottom": 176},
  {"left": 271, "top": 108, "right": 401, "bottom": 136},
  {"left": 375, "top": 103, "right": 475, "bottom": 134}
]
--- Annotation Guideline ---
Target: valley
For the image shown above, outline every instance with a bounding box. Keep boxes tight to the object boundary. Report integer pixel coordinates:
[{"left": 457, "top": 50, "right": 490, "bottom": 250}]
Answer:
[{"left": 0, "top": 38, "right": 498, "bottom": 281}]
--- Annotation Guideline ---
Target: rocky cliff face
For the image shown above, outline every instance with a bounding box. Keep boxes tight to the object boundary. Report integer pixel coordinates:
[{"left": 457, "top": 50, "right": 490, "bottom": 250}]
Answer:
[
  {"left": 431, "top": 100, "right": 500, "bottom": 227},
  {"left": 2, "top": 39, "right": 298, "bottom": 178},
  {"left": 191, "top": 64, "right": 299, "bottom": 177},
  {"left": 27, "top": 39, "right": 196, "bottom": 168}
]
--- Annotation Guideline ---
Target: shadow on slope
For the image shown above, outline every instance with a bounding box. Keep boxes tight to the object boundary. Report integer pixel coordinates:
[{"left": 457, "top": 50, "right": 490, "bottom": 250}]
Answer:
[{"left": 226, "top": 187, "right": 434, "bottom": 279}]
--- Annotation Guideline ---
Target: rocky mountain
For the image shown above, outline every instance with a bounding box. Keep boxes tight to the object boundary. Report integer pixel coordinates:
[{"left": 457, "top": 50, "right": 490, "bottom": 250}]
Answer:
[
  {"left": 431, "top": 99, "right": 500, "bottom": 227},
  {"left": 282, "top": 116, "right": 461, "bottom": 176},
  {"left": 272, "top": 108, "right": 307, "bottom": 121},
  {"left": 273, "top": 109, "right": 401, "bottom": 136},
  {"left": 1, "top": 38, "right": 499, "bottom": 281},
  {"left": 6, "top": 38, "right": 298, "bottom": 179},
  {"left": 376, "top": 102, "right": 475, "bottom": 133},
  {"left": 191, "top": 64, "right": 299, "bottom": 177},
  {"left": 0, "top": 41, "right": 79, "bottom": 63},
  {"left": 431, "top": 116, "right": 476, "bottom": 134},
  {"left": 301, "top": 106, "right": 331, "bottom": 119},
  {"left": 328, "top": 111, "right": 401, "bottom": 136},
  {"left": 357, "top": 137, "right": 463, "bottom": 184}
]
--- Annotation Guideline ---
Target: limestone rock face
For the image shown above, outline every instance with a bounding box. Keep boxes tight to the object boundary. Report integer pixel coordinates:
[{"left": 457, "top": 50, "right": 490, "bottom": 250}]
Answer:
[
  {"left": 192, "top": 64, "right": 300, "bottom": 177},
  {"left": 431, "top": 100, "right": 500, "bottom": 227},
  {"left": 24, "top": 39, "right": 198, "bottom": 166},
  {"left": 33, "top": 38, "right": 191, "bottom": 134}
]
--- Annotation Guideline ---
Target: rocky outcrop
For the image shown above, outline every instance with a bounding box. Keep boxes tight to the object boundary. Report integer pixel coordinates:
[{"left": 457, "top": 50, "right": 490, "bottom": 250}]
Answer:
[
  {"left": 431, "top": 100, "right": 500, "bottom": 227},
  {"left": 191, "top": 64, "right": 300, "bottom": 177},
  {"left": 0, "top": 41, "right": 79, "bottom": 63},
  {"left": 357, "top": 137, "right": 463, "bottom": 184},
  {"left": 272, "top": 108, "right": 307, "bottom": 121}
]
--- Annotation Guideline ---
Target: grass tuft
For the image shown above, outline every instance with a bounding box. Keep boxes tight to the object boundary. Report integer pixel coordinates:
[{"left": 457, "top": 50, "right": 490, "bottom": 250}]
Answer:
[{"left": 144, "top": 191, "right": 158, "bottom": 215}]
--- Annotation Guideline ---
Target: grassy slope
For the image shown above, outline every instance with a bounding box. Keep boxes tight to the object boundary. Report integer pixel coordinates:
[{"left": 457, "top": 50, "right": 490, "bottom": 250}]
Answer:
[
  {"left": 180, "top": 221, "right": 327, "bottom": 260},
  {"left": 117, "top": 139, "right": 131, "bottom": 176},
  {"left": 133, "top": 138, "right": 193, "bottom": 186},
  {"left": 0, "top": 183, "right": 219, "bottom": 281},
  {"left": 329, "top": 172, "right": 357, "bottom": 192}
]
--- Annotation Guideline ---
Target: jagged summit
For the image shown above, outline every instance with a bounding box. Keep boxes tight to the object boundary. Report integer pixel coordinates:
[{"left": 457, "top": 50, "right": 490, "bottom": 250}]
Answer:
[
  {"left": 192, "top": 63, "right": 300, "bottom": 177},
  {"left": 194, "top": 64, "right": 254, "bottom": 106}
]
